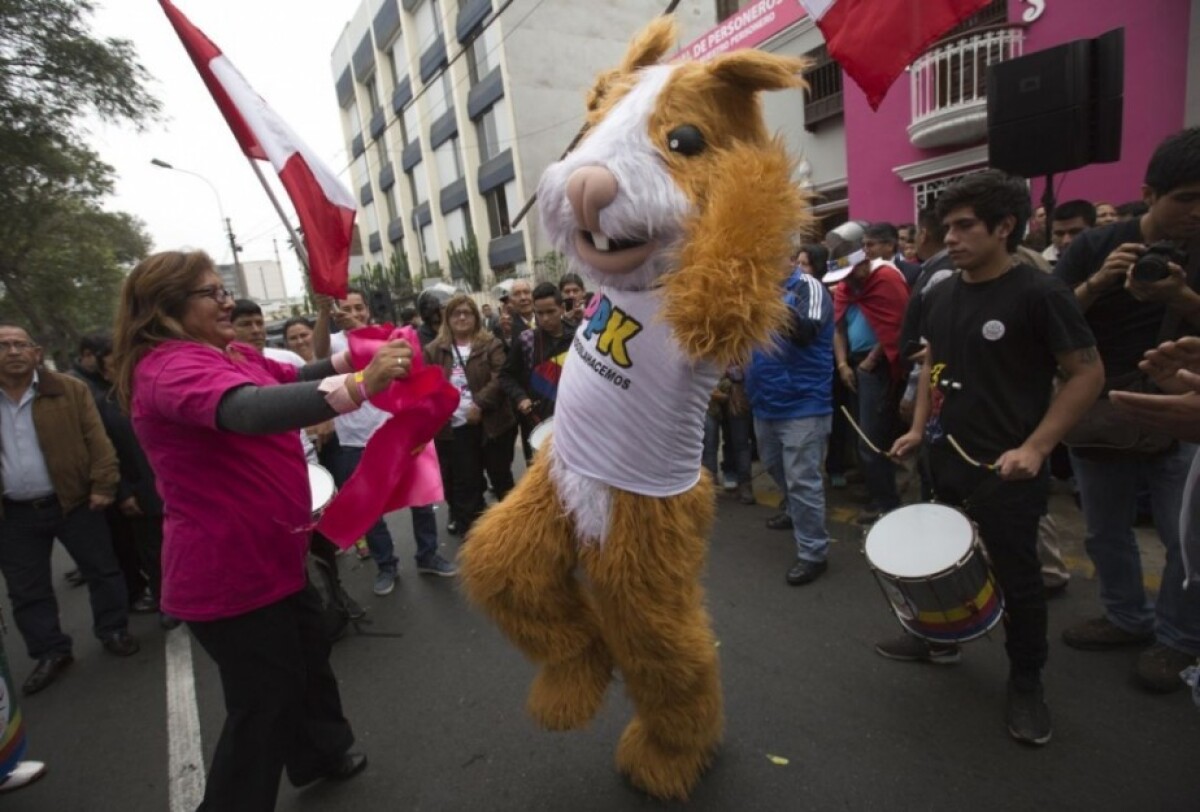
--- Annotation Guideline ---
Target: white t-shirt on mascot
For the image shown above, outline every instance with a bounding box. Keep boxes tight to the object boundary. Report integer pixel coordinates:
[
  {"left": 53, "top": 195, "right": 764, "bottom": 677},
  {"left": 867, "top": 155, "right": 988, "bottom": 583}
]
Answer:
[{"left": 553, "top": 286, "right": 719, "bottom": 497}]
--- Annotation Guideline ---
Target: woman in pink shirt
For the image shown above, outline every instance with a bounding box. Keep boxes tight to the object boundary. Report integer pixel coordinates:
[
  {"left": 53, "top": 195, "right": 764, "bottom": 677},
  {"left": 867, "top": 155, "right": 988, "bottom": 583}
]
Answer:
[{"left": 111, "top": 251, "right": 413, "bottom": 812}]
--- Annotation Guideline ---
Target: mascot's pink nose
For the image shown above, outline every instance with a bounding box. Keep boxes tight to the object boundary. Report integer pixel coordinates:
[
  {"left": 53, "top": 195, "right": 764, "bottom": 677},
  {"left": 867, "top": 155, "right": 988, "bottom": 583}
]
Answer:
[{"left": 566, "top": 166, "right": 618, "bottom": 233}]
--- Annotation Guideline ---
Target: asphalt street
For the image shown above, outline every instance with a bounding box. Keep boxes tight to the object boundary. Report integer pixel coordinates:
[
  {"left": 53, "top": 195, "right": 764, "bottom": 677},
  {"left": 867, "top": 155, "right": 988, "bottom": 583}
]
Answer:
[{"left": 4, "top": 465, "right": 1199, "bottom": 811}]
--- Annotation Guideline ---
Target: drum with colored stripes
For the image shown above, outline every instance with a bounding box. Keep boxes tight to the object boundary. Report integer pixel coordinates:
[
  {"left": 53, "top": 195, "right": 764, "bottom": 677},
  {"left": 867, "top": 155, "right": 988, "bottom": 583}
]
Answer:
[
  {"left": 864, "top": 503, "right": 1004, "bottom": 643},
  {"left": 0, "top": 632, "right": 28, "bottom": 782}
]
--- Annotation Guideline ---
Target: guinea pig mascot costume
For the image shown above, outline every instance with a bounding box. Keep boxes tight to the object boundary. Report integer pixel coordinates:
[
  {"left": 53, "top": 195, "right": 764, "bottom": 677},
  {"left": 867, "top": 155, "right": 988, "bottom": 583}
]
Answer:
[{"left": 459, "top": 17, "right": 810, "bottom": 800}]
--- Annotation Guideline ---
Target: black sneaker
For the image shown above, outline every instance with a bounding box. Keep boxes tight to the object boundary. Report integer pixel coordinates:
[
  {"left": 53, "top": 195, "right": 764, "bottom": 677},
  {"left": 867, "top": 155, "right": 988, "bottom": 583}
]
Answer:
[
  {"left": 765, "top": 513, "right": 793, "bottom": 530},
  {"left": 785, "top": 558, "right": 827, "bottom": 586},
  {"left": 1005, "top": 681, "right": 1052, "bottom": 746},
  {"left": 874, "top": 634, "right": 961, "bottom": 664}
]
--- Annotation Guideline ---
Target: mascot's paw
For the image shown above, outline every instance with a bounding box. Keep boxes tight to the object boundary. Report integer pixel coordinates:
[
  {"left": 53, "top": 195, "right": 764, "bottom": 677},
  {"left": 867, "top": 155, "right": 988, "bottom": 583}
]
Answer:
[
  {"left": 615, "top": 717, "right": 717, "bottom": 801},
  {"left": 527, "top": 643, "right": 613, "bottom": 730}
]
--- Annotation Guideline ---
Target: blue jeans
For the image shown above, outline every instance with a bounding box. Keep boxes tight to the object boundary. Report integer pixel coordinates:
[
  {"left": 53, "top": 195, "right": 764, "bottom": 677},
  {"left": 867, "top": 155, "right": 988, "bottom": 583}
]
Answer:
[
  {"left": 851, "top": 364, "right": 899, "bottom": 511},
  {"left": 755, "top": 415, "right": 831, "bottom": 562},
  {"left": 330, "top": 446, "right": 440, "bottom": 571},
  {"left": 1071, "top": 444, "right": 1200, "bottom": 655},
  {"left": 702, "top": 410, "right": 752, "bottom": 484}
]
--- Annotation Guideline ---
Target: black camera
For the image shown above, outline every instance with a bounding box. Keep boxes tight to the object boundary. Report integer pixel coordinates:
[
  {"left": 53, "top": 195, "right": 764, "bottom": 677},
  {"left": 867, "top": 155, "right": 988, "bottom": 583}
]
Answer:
[{"left": 1131, "top": 241, "right": 1188, "bottom": 284}]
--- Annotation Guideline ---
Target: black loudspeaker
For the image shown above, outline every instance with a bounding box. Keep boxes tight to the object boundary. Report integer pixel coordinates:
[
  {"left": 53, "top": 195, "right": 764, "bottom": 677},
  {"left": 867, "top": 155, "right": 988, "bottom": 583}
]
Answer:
[{"left": 987, "top": 28, "right": 1123, "bottom": 178}]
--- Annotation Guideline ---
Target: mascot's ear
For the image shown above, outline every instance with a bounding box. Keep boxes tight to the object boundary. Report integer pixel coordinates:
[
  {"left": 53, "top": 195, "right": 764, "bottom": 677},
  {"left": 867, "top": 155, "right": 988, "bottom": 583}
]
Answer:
[
  {"left": 618, "top": 16, "right": 678, "bottom": 73},
  {"left": 587, "top": 17, "right": 677, "bottom": 112},
  {"left": 706, "top": 50, "right": 811, "bottom": 93}
]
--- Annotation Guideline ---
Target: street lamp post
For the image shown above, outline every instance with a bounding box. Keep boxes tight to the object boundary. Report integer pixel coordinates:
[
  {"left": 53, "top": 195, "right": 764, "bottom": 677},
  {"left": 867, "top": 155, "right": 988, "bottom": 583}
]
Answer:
[{"left": 150, "top": 158, "right": 246, "bottom": 292}]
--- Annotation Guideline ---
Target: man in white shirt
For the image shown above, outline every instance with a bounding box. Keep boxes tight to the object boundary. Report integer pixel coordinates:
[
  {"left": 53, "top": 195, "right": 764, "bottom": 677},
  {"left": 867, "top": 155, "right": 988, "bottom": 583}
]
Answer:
[{"left": 314, "top": 291, "right": 457, "bottom": 596}]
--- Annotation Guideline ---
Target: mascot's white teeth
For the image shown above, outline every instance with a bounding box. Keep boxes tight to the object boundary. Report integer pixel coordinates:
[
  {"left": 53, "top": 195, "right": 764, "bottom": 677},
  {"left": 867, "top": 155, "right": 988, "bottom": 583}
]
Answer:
[{"left": 582, "top": 230, "right": 646, "bottom": 254}]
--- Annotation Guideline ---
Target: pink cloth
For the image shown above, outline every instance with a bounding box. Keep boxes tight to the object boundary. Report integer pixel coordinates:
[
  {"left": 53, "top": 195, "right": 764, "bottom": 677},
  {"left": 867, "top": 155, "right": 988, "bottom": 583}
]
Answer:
[
  {"left": 316, "top": 325, "right": 459, "bottom": 547},
  {"left": 132, "top": 341, "right": 309, "bottom": 621}
]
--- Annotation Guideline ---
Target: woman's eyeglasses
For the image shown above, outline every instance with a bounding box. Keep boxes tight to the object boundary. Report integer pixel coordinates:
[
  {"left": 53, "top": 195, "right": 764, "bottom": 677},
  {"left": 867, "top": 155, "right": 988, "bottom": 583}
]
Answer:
[{"left": 189, "top": 286, "right": 233, "bottom": 304}]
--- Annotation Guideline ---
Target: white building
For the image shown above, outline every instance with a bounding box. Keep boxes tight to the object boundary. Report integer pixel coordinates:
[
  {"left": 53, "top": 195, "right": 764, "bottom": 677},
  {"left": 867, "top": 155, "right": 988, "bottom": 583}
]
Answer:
[
  {"left": 240, "top": 259, "right": 288, "bottom": 303},
  {"left": 330, "top": 0, "right": 720, "bottom": 290}
]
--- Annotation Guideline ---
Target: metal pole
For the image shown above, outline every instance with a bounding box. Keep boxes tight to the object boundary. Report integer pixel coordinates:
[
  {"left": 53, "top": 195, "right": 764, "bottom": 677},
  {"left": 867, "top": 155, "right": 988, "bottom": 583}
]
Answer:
[
  {"left": 150, "top": 159, "right": 245, "bottom": 283},
  {"left": 245, "top": 156, "right": 310, "bottom": 271}
]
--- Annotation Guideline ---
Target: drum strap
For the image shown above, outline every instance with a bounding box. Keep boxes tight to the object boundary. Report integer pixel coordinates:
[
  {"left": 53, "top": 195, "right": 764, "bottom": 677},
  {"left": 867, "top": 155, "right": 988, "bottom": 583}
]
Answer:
[{"left": 922, "top": 446, "right": 1002, "bottom": 511}]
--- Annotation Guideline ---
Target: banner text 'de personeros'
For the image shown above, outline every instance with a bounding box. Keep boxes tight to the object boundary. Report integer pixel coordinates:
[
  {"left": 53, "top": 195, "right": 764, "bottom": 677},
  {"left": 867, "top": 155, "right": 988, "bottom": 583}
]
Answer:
[{"left": 673, "top": 0, "right": 808, "bottom": 62}]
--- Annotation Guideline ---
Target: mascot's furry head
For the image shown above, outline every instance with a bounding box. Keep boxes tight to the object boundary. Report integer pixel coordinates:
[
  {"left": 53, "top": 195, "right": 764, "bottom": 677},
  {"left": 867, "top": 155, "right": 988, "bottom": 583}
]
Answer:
[{"left": 537, "top": 17, "right": 812, "bottom": 364}]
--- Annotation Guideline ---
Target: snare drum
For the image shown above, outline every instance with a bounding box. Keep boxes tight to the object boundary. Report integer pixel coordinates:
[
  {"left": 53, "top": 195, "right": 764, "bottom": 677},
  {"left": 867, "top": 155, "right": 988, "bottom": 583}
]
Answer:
[
  {"left": 529, "top": 417, "right": 554, "bottom": 453},
  {"left": 307, "top": 463, "right": 336, "bottom": 517},
  {"left": 863, "top": 503, "right": 1004, "bottom": 643}
]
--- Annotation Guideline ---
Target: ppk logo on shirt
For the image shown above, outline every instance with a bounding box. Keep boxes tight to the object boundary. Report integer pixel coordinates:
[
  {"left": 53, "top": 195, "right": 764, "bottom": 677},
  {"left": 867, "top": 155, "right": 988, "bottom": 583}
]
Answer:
[{"left": 581, "top": 295, "right": 643, "bottom": 369}]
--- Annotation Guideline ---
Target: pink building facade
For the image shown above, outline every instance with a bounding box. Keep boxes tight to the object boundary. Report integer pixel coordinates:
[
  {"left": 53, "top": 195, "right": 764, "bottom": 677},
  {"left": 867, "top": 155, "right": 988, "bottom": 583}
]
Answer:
[{"left": 842, "top": 0, "right": 1200, "bottom": 222}]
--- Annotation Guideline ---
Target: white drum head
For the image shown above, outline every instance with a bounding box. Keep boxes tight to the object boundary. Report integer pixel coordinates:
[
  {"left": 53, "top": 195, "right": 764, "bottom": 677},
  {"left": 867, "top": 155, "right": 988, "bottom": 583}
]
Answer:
[
  {"left": 307, "top": 464, "right": 336, "bottom": 515},
  {"left": 864, "top": 503, "right": 974, "bottom": 578},
  {"left": 529, "top": 417, "right": 554, "bottom": 452}
]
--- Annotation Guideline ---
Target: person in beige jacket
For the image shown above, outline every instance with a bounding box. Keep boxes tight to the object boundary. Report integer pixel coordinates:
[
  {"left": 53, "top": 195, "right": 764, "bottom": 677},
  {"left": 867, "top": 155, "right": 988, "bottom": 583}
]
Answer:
[{"left": 0, "top": 323, "right": 137, "bottom": 697}]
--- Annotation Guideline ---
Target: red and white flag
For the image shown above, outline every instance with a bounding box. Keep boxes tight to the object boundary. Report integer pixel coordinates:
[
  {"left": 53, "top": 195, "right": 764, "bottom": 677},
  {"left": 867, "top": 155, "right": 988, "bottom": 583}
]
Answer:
[
  {"left": 159, "top": 0, "right": 354, "bottom": 297},
  {"left": 799, "top": 0, "right": 991, "bottom": 110}
]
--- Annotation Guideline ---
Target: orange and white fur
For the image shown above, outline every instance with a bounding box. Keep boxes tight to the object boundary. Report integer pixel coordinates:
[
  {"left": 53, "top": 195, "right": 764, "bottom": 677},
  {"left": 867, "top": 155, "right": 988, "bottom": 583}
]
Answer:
[{"left": 459, "top": 18, "right": 810, "bottom": 801}]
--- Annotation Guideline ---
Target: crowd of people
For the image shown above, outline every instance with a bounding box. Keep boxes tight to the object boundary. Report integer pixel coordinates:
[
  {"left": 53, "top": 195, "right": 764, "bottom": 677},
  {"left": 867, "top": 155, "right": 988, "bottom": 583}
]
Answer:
[{"left": 0, "top": 126, "right": 1197, "bottom": 801}]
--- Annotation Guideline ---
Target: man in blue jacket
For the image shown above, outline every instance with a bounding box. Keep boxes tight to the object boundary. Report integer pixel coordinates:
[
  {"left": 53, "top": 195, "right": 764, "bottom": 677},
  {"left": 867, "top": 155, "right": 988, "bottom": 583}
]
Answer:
[{"left": 745, "top": 269, "right": 836, "bottom": 585}]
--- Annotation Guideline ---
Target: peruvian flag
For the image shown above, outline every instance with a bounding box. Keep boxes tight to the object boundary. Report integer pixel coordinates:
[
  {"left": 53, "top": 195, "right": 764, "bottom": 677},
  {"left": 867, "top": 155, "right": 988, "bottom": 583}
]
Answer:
[
  {"left": 799, "top": 0, "right": 991, "bottom": 110},
  {"left": 159, "top": 0, "right": 354, "bottom": 297}
]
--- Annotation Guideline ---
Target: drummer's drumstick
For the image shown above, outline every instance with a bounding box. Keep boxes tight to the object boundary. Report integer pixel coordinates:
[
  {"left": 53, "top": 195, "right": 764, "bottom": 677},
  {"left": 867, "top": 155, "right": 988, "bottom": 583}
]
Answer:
[
  {"left": 839, "top": 405, "right": 887, "bottom": 457},
  {"left": 946, "top": 434, "right": 998, "bottom": 471}
]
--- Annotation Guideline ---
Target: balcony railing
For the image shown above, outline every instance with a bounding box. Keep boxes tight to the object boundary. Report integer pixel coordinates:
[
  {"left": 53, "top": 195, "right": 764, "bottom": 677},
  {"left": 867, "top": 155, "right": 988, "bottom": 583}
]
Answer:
[{"left": 908, "top": 24, "right": 1024, "bottom": 149}]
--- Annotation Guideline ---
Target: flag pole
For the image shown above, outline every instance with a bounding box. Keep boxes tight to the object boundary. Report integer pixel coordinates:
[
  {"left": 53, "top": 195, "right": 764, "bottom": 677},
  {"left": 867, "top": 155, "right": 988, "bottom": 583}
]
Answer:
[
  {"left": 245, "top": 156, "right": 310, "bottom": 271},
  {"left": 510, "top": 0, "right": 684, "bottom": 229}
]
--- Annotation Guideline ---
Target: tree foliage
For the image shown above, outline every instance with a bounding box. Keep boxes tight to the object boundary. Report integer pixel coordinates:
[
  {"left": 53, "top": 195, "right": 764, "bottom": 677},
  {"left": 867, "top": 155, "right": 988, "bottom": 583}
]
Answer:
[{"left": 0, "top": 0, "right": 161, "bottom": 362}]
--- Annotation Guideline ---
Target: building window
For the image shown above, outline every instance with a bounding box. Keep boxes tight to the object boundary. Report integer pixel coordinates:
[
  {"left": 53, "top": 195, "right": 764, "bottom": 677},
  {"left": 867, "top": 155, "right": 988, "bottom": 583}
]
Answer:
[
  {"left": 373, "top": 137, "right": 389, "bottom": 175},
  {"left": 803, "top": 46, "right": 842, "bottom": 131},
  {"left": 403, "top": 103, "right": 421, "bottom": 147},
  {"left": 484, "top": 181, "right": 514, "bottom": 239},
  {"left": 364, "top": 74, "right": 382, "bottom": 113},
  {"left": 475, "top": 98, "right": 512, "bottom": 162},
  {"left": 445, "top": 206, "right": 470, "bottom": 247},
  {"left": 362, "top": 201, "right": 380, "bottom": 243},
  {"left": 434, "top": 136, "right": 463, "bottom": 183},
  {"left": 466, "top": 23, "right": 497, "bottom": 84},
  {"left": 383, "top": 184, "right": 399, "bottom": 223},
  {"left": 409, "top": 162, "right": 430, "bottom": 206},
  {"left": 414, "top": 0, "right": 443, "bottom": 53},
  {"left": 351, "top": 153, "right": 369, "bottom": 189},
  {"left": 715, "top": 0, "right": 741, "bottom": 22},
  {"left": 912, "top": 168, "right": 988, "bottom": 216},
  {"left": 387, "top": 38, "right": 408, "bottom": 88},
  {"left": 344, "top": 97, "right": 362, "bottom": 139},
  {"left": 428, "top": 72, "right": 454, "bottom": 122},
  {"left": 419, "top": 221, "right": 439, "bottom": 274}
]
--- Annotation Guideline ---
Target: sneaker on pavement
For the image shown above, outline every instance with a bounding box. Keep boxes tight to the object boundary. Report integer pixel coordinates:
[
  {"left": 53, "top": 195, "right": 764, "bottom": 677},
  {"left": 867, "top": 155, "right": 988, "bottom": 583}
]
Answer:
[
  {"left": 874, "top": 634, "right": 961, "bottom": 664},
  {"left": 1133, "top": 643, "right": 1198, "bottom": 694},
  {"left": 1061, "top": 617, "right": 1154, "bottom": 650},
  {"left": 765, "top": 513, "right": 793, "bottom": 530},
  {"left": 130, "top": 593, "right": 158, "bottom": 613},
  {"left": 1005, "top": 681, "right": 1052, "bottom": 746},
  {"left": 736, "top": 482, "right": 756, "bottom": 505},
  {"left": 417, "top": 554, "right": 458, "bottom": 577},
  {"left": 373, "top": 569, "right": 398, "bottom": 596},
  {"left": 721, "top": 473, "right": 738, "bottom": 491}
]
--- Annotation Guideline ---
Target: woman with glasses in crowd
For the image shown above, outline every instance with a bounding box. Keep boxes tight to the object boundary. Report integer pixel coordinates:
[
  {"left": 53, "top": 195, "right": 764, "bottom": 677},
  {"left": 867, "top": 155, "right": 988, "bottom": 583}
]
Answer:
[
  {"left": 112, "top": 250, "right": 413, "bottom": 811},
  {"left": 425, "top": 294, "right": 516, "bottom": 536}
]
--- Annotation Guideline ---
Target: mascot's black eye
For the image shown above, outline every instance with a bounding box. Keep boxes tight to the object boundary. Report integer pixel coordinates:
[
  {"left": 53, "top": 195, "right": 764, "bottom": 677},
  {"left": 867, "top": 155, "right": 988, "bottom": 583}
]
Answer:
[{"left": 666, "top": 125, "right": 705, "bottom": 157}]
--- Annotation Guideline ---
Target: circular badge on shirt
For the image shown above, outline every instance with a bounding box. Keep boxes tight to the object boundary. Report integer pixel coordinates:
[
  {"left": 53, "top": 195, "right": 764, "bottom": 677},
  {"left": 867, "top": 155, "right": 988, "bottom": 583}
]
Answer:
[{"left": 982, "top": 320, "right": 1006, "bottom": 341}]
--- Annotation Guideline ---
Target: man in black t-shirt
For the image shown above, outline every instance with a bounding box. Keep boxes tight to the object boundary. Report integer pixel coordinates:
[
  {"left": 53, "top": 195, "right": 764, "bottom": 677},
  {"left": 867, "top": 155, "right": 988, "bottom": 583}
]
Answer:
[
  {"left": 884, "top": 171, "right": 1103, "bottom": 747},
  {"left": 1053, "top": 127, "right": 1200, "bottom": 694}
]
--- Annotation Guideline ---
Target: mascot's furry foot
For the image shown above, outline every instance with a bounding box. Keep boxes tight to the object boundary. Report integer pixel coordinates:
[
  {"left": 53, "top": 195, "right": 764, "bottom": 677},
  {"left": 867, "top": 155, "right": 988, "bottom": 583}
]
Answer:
[
  {"left": 527, "top": 640, "right": 614, "bottom": 731},
  {"left": 615, "top": 717, "right": 717, "bottom": 802}
]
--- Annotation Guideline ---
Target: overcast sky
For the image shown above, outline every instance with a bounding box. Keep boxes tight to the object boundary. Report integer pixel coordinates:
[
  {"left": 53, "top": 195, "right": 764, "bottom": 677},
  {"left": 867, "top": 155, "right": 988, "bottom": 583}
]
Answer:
[{"left": 89, "top": 0, "right": 360, "bottom": 296}]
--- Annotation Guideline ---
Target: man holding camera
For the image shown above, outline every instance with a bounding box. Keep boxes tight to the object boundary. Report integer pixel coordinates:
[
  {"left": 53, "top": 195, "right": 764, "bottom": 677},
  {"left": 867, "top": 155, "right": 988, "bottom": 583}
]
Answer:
[{"left": 1054, "top": 127, "right": 1200, "bottom": 693}]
